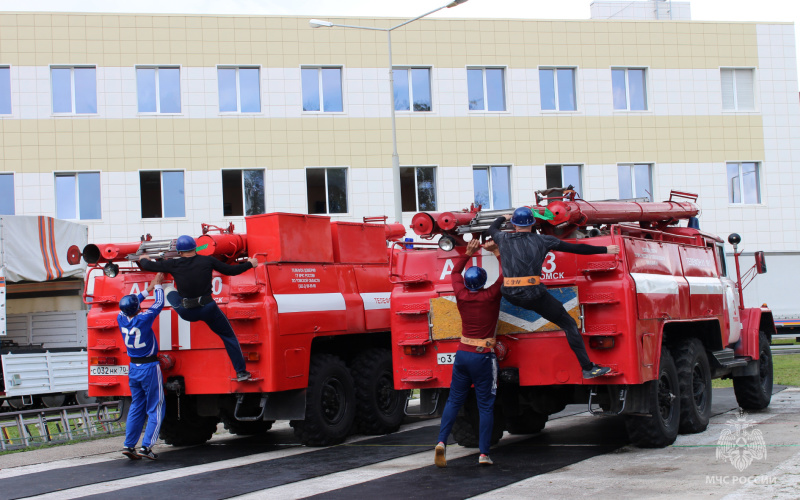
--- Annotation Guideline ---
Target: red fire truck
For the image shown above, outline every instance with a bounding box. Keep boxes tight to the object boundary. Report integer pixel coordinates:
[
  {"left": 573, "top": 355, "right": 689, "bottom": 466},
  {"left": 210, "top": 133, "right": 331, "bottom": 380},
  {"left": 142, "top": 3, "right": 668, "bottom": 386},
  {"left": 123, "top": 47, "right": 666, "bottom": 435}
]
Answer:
[
  {"left": 391, "top": 190, "right": 774, "bottom": 447},
  {"left": 83, "top": 214, "right": 407, "bottom": 446}
]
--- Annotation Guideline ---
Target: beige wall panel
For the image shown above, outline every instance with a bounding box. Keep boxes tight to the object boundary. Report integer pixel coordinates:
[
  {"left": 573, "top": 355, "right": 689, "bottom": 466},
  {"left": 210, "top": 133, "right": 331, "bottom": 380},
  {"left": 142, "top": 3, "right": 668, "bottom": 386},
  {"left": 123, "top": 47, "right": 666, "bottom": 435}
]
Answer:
[
  {"left": 0, "top": 115, "right": 764, "bottom": 173},
  {"left": 0, "top": 12, "right": 774, "bottom": 69}
]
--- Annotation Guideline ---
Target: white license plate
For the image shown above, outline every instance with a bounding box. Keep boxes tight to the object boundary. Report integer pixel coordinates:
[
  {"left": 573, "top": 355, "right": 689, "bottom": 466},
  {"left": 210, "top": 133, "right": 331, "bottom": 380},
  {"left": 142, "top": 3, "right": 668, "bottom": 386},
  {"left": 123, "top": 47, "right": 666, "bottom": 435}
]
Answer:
[
  {"left": 437, "top": 353, "right": 456, "bottom": 365},
  {"left": 90, "top": 365, "right": 129, "bottom": 376}
]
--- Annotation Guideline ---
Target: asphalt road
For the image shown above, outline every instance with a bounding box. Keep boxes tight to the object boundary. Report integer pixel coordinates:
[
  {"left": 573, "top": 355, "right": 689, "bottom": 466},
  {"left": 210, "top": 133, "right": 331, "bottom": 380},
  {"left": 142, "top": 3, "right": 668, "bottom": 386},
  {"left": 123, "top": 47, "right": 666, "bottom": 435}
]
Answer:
[{"left": 0, "top": 387, "right": 798, "bottom": 500}]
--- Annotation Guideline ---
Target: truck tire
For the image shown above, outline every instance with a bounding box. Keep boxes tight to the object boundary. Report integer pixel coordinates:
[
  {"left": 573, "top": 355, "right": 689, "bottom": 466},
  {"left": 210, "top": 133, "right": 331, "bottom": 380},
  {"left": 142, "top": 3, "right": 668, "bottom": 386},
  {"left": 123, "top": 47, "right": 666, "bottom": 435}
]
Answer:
[
  {"left": 291, "top": 354, "right": 356, "bottom": 446},
  {"left": 220, "top": 413, "right": 274, "bottom": 436},
  {"left": 733, "top": 331, "right": 773, "bottom": 410},
  {"left": 41, "top": 394, "right": 67, "bottom": 408},
  {"left": 352, "top": 348, "right": 407, "bottom": 435},
  {"left": 505, "top": 408, "right": 548, "bottom": 435},
  {"left": 73, "top": 390, "right": 98, "bottom": 406},
  {"left": 672, "top": 338, "right": 712, "bottom": 434},
  {"left": 625, "top": 347, "right": 680, "bottom": 448},
  {"left": 160, "top": 395, "right": 220, "bottom": 446},
  {"left": 451, "top": 392, "right": 504, "bottom": 448}
]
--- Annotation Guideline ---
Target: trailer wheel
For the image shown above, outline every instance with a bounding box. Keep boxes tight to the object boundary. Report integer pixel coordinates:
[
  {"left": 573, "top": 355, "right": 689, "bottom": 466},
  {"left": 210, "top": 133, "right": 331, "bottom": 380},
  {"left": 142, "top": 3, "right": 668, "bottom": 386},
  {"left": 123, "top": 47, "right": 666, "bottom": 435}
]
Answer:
[
  {"left": 73, "top": 390, "right": 98, "bottom": 406},
  {"left": 220, "top": 413, "right": 274, "bottom": 436},
  {"left": 41, "top": 394, "right": 67, "bottom": 408},
  {"left": 352, "top": 348, "right": 407, "bottom": 435},
  {"left": 291, "top": 354, "right": 356, "bottom": 446},
  {"left": 505, "top": 408, "right": 548, "bottom": 435},
  {"left": 733, "top": 331, "right": 773, "bottom": 410},
  {"left": 672, "top": 338, "right": 712, "bottom": 434},
  {"left": 160, "top": 394, "right": 220, "bottom": 446},
  {"left": 451, "top": 391, "right": 504, "bottom": 448},
  {"left": 625, "top": 347, "right": 680, "bottom": 448}
]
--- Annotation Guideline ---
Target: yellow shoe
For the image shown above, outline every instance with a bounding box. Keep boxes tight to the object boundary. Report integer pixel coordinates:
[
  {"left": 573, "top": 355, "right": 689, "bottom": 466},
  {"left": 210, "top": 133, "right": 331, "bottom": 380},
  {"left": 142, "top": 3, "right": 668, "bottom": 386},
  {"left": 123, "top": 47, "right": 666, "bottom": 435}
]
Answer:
[{"left": 434, "top": 442, "right": 447, "bottom": 468}]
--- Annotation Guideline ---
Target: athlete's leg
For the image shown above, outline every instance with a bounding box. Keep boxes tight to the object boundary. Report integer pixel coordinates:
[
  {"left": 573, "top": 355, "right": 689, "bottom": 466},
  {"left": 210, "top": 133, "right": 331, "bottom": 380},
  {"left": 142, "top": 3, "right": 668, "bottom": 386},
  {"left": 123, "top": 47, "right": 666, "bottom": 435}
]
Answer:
[
  {"left": 140, "top": 363, "right": 165, "bottom": 448},
  {"left": 469, "top": 353, "right": 498, "bottom": 456},
  {"left": 124, "top": 368, "right": 147, "bottom": 448},
  {"left": 507, "top": 293, "right": 593, "bottom": 370},
  {"left": 199, "top": 302, "right": 247, "bottom": 373},
  {"left": 437, "top": 351, "right": 473, "bottom": 444}
]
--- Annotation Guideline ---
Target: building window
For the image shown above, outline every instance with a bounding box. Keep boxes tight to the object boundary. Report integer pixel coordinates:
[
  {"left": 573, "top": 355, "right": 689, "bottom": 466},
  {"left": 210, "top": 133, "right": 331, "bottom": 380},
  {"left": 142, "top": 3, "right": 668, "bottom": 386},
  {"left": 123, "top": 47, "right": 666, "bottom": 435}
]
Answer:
[
  {"left": 222, "top": 169, "right": 266, "bottom": 217},
  {"left": 51, "top": 66, "right": 97, "bottom": 114},
  {"left": 306, "top": 168, "right": 348, "bottom": 214},
  {"left": 301, "top": 67, "right": 343, "bottom": 112},
  {"left": 618, "top": 164, "right": 653, "bottom": 201},
  {"left": 55, "top": 172, "right": 101, "bottom": 220},
  {"left": 539, "top": 68, "right": 577, "bottom": 111},
  {"left": 0, "top": 66, "right": 10, "bottom": 114},
  {"left": 612, "top": 68, "right": 647, "bottom": 111},
  {"left": 400, "top": 166, "right": 437, "bottom": 212},
  {"left": 473, "top": 166, "right": 511, "bottom": 210},
  {"left": 393, "top": 67, "right": 431, "bottom": 112},
  {"left": 721, "top": 68, "right": 755, "bottom": 111},
  {"left": 545, "top": 165, "right": 582, "bottom": 196},
  {"left": 218, "top": 67, "right": 261, "bottom": 113},
  {"left": 0, "top": 173, "right": 14, "bottom": 215},
  {"left": 727, "top": 162, "right": 761, "bottom": 204},
  {"left": 137, "top": 66, "right": 181, "bottom": 113},
  {"left": 140, "top": 171, "right": 185, "bottom": 219},
  {"left": 467, "top": 67, "right": 505, "bottom": 111}
]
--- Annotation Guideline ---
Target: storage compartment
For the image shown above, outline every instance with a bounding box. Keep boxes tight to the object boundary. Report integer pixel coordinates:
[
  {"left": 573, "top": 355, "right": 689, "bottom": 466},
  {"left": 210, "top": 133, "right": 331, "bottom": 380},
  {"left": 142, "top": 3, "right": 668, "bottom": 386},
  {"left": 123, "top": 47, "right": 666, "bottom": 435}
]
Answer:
[
  {"left": 245, "top": 213, "right": 334, "bottom": 263},
  {"left": 331, "top": 222, "right": 388, "bottom": 264}
]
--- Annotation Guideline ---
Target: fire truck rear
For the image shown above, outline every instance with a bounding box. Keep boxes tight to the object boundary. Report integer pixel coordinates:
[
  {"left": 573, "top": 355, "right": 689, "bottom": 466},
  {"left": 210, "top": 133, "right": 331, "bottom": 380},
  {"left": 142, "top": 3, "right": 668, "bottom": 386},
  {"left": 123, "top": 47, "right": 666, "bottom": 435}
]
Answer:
[
  {"left": 392, "top": 190, "right": 775, "bottom": 448},
  {"left": 83, "top": 213, "right": 407, "bottom": 446}
]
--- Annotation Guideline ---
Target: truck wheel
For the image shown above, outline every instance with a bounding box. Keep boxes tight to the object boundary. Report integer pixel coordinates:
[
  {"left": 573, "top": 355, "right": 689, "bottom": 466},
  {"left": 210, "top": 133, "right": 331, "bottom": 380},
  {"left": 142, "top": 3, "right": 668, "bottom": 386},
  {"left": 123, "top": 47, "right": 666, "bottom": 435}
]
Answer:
[
  {"left": 41, "top": 394, "right": 67, "bottom": 408},
  {"left": 352, "top": 348, "right": 407, "bottom": 435},
  {"left": 291, "top": 354, "right": 356, "bottom": 446},
  {"left": 160, "top": 395, "right": 220, "bottom": 446},
  {"left": 220, "top": 413, "right": 274, "bottom": 436},
  {"left": 733, "top": 331, "right": 773, "bottom": 410},
  {"left": 451, "top": 392, "right": 504, "bottom": 448},
  {"left": 505, "top": 408, "right": 548, "bottom": 435},
  {"left": 73, "top": 390, "right": 98, "bottom": 405},
  {"left": 625, "top": 347, "right": 680, "bottom": 448},
  {"left": 672, "top": 338, "right": 712, "bottom": 434}
]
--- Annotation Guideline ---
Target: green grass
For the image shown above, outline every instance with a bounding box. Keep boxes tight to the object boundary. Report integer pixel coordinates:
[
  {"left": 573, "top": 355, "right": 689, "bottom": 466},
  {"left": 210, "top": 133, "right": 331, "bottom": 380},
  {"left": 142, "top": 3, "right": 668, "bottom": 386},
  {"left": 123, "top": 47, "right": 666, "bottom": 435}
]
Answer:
[{"left": 712, "top": 353, "right": 800, "bottom": 388}]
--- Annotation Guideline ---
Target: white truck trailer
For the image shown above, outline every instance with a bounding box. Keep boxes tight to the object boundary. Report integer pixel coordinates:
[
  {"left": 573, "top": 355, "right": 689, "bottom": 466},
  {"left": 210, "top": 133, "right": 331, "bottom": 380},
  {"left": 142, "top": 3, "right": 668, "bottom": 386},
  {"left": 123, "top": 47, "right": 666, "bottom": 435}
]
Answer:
[{"left": 0, "top": 215, "right": 92, "bottom": 408}]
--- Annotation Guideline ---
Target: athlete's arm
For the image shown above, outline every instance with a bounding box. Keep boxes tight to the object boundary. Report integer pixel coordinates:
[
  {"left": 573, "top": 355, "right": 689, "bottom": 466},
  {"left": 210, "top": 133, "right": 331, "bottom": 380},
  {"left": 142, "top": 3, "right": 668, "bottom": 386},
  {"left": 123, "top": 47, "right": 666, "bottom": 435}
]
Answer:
[
  {"left": 487, "top": 216, "right": 507, "bottom": 241},
  {"left": 551, "top": 240, "right": 620, "bottom": 255},
  {"left": 210, "top": 256, "right": 257, "bottom": 276},
  {"left": 138, "top": 256, "right": 172, "bottom": 272},
  {"left": 146, "top": 273, "right": 165, "bottom": 316}
]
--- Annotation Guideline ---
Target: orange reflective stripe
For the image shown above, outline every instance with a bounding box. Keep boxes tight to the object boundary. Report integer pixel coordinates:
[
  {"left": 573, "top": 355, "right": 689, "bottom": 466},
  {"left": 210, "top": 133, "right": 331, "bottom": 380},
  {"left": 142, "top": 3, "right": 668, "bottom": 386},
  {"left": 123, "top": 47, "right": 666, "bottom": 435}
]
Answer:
[
  {"left": 503, "top": 276, "right": 541, "bottom": 287},
  {"left": 460, "top": 337, "right": 497, "bottom": 349}
]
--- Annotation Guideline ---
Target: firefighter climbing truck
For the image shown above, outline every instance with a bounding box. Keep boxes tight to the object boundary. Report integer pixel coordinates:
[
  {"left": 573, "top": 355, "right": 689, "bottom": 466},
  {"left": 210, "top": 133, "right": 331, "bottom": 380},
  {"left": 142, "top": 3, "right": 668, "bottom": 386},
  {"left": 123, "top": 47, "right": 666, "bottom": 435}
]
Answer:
[
  {"left": 83, "top": 214, "right": 408, "bottom": 446},
  {"left": 391, "top": 190, "right": 775, "bottom": 448}
]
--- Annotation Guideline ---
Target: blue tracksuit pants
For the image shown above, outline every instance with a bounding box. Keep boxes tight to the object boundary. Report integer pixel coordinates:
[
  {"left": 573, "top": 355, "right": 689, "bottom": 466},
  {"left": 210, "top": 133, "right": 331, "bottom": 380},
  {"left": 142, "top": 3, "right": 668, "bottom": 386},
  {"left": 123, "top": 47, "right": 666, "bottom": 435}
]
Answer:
[
  {"left": 166, "top": 290, "right": 247, "bottom": 373},
  {"left": 437, "top": 350, "right": 498, "bottom": 455},
  {"left": 124, "top": 361, "right": 165, "bottom": 449}
]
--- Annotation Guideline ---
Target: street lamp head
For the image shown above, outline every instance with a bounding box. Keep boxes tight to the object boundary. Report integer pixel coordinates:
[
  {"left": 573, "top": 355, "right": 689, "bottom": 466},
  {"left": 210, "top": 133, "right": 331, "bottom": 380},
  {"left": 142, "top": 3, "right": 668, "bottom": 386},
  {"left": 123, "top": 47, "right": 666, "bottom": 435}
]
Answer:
[
  {"left": 309, "top": 19, "right": 334, "bottom": 28},
  {"left": 446, "top": 0, "right": 469, "bottom": 7}
]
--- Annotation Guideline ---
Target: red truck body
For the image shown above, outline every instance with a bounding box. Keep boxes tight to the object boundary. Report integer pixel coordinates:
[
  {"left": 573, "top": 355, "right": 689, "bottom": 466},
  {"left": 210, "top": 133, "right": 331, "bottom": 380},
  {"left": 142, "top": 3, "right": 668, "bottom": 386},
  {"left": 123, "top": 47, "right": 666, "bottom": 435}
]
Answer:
[
  {"left": 391, "top": 192, "right": 776, "bottom": 447},
  {"left": 85, "top": 214, "right": 407, "bottom": 446}
]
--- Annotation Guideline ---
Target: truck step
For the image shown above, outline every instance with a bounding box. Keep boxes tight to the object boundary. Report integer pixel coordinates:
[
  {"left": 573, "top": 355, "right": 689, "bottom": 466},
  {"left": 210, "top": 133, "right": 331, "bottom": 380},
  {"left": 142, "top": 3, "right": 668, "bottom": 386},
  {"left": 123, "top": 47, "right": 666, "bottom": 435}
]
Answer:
[{"left": 711, "top": 349, "right": 750, "bottom": 368}]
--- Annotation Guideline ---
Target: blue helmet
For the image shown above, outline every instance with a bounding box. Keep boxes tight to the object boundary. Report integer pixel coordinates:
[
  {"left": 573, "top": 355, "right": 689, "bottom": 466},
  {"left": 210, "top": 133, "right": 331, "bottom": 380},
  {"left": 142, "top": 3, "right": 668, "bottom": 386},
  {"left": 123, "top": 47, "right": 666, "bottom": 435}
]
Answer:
[
  {"left": 511, "top": 207, "right": 534, "bottom": 227},
  {"left": 176, "top": 235, "right": 196, "bottom": 252},
  {"left": 464, "top": 266, "right": 488, "bottom": 291},
  {"left": 119, "top": 294, "right": 140, "bottom": 317}
]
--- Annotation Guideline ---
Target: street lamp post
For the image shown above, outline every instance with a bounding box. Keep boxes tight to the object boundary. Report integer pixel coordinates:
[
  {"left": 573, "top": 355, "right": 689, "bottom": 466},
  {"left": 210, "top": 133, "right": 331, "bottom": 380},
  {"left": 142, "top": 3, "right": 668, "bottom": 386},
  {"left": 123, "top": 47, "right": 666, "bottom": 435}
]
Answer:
[{"left": 310, "top": 0, "right": 469, "bottom": 224}]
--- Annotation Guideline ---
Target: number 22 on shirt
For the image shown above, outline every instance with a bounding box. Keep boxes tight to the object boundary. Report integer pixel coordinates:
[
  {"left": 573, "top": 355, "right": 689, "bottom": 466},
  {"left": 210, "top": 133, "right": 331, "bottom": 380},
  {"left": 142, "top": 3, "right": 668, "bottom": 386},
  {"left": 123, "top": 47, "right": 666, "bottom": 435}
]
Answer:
[{"left": 121, "top": 327, "right": 146, "bottom": 349}]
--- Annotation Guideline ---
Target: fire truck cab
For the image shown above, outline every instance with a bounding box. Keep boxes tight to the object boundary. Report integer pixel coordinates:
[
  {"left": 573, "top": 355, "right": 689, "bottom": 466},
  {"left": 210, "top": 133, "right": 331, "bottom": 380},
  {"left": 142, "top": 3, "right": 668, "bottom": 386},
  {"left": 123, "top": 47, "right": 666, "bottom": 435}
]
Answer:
[{"left": 391, "top": 190, "right": 774, "bottom": 448}]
